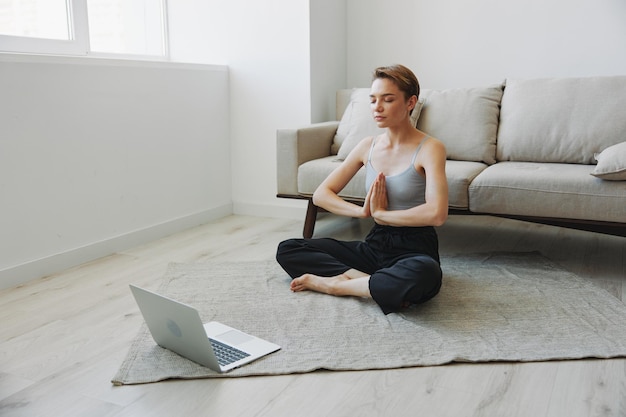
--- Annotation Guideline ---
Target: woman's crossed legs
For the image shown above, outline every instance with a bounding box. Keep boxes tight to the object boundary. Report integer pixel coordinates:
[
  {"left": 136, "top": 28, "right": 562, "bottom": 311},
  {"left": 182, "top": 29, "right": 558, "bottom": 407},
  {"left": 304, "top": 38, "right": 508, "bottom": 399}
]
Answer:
[{"left": 276, "top": 237, "right": 442, "bottom": 314}]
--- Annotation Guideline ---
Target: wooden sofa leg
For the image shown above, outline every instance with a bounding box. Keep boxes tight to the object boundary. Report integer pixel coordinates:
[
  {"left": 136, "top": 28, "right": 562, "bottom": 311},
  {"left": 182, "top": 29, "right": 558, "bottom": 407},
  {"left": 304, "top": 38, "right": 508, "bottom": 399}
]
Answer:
[{"left": 303, "top": 199, "right": 318, "bottom": 238}]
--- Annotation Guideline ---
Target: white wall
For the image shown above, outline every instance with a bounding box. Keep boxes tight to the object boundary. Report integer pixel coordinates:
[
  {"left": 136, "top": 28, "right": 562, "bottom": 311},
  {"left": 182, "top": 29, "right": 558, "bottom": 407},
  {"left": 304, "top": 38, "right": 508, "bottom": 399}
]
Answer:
[
  {"left": 170, "top": 1, "right": 346, "bottom": 218},
  {"left": 310, "top": 0, "right": 347, "bottom": 123},
  {"left": 226, "top": 0, "right": 312, "bottom": 217},
  {"left": 168, "top": 1, "right": 229, "bottom": 65},
  {"left": 346, "top": 0, "right": 626, "bottom": 89},
  {"left": 0, "top": 54, "right": 230, "bottom": 289}
]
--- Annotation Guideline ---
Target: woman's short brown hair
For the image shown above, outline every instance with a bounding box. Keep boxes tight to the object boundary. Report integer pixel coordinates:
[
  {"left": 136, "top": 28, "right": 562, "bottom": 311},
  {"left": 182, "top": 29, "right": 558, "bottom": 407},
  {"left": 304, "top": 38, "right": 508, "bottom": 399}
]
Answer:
[{"left": 373, "top": 64, "right": 420, "bottom": 100}]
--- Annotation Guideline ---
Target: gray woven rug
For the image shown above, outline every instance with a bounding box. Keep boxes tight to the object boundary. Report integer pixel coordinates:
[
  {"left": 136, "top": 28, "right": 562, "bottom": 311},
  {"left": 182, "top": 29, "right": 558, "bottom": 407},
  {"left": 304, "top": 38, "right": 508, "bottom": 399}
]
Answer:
[{"left": 112, "top": 252, "right": 626, "bottom": 385}]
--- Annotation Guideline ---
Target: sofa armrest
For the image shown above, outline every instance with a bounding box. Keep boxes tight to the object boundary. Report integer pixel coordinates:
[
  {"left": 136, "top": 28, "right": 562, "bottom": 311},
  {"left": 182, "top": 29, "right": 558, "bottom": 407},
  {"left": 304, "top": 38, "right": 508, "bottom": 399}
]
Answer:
[{"left": 276, "top": 121, "right": 340, "bottom": 196}]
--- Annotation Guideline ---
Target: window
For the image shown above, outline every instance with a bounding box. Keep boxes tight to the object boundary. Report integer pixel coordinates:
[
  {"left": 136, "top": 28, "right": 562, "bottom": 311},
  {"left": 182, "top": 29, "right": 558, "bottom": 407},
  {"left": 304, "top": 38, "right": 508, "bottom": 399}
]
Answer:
[
  {"left": 0, "top": 0, "right": 168, "bottom": 59},
  {"left": 0, "top": 0, "right": 71, "bottom": 40}
]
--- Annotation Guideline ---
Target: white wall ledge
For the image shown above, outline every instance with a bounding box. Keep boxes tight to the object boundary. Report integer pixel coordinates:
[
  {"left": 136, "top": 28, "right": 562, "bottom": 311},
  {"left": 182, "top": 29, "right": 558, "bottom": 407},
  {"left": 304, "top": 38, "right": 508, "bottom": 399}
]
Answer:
[{"left": 0, "top": 52, "right": 228, "bottom": 71}]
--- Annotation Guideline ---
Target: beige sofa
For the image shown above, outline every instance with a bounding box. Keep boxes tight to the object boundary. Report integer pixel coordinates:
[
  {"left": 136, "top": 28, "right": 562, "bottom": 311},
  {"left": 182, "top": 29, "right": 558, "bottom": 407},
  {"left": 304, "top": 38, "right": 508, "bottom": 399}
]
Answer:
[{"left": 277, "top": 76, "right": 626, "bottom": 238}]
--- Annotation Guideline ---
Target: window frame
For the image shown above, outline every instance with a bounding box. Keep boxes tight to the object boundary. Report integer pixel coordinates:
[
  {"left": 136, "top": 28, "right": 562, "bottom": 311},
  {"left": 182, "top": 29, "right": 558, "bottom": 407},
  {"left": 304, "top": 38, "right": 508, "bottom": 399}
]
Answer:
[{"left": 0, "top": 0, "right": 169, "bottom": 61}]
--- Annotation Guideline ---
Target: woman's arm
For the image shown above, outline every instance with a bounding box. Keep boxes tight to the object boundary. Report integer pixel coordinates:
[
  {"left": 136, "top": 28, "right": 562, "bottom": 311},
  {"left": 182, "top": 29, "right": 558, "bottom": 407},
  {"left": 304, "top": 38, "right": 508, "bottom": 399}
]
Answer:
[
  {"left": 370, "top": 139, "right": 449, "bottom": 227},
  {"left": 312, "top": 137, "right": 373, "bottom": 219}
]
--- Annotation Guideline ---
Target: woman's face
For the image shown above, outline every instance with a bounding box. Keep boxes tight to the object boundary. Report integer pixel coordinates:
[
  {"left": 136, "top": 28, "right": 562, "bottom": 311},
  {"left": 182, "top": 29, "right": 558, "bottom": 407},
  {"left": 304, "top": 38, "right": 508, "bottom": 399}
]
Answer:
[{"left": 369, "top": 77, "right": 413, "bottom": 129}]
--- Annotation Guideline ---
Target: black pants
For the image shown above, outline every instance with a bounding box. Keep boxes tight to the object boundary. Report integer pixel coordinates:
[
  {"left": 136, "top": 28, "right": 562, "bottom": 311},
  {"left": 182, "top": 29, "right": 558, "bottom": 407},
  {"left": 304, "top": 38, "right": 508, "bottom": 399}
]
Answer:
[{"left": 276, "top": 224, "right": 442, "bottom": 314}]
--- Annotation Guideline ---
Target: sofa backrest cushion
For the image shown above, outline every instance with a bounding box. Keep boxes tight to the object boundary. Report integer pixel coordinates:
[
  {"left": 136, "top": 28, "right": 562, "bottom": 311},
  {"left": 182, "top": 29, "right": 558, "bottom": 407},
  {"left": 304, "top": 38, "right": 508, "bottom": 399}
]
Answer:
[
  {"left": 416, "top": 84, "right": 504, "bottom": 165},
  {"left": 497, "top": 76, "right": 626, "bottom": 164},
  {"left": 336, "top": 89, "right": 353, "bottom": 121},
  {"left": 332, "top": 88, "right": 422, "bottom": 159}
]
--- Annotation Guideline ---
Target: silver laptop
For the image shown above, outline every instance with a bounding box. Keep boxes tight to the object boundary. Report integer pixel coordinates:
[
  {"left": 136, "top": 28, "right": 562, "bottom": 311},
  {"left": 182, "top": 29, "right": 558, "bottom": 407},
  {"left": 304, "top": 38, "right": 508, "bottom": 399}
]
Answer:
[{"left": 129, "top": 284, "right": 280, "bottom": 373}]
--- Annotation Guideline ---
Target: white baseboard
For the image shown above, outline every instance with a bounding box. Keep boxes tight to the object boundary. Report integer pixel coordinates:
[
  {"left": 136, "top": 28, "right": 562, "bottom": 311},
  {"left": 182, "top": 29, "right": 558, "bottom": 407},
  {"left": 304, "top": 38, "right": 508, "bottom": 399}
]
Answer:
[{"left": 0, "top": 204, "right": 232, "bottom": 290}]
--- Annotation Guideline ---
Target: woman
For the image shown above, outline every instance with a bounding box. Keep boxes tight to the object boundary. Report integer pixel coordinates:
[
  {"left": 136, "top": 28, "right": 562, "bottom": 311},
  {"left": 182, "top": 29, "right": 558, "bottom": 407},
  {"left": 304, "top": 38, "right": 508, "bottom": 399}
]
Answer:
[{"left": 276, "top": 64, "right": 449, "bottom": 314}]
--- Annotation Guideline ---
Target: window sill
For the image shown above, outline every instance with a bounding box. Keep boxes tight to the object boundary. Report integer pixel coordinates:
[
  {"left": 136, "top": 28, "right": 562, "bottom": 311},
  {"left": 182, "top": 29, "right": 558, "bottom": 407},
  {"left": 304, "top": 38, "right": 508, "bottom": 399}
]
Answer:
[{"left": 0, "top": 51, "right": 227, "bottom": 71}]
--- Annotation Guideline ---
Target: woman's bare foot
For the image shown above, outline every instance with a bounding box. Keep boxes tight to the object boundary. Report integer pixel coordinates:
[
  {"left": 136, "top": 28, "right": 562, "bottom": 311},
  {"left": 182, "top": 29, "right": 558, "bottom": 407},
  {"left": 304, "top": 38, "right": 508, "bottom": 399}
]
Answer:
[
  {"left": 290, "top": 273, "right": 349, "bottom": 295},
  {"left": 290, "top": 270, "right": 372, "bottom": 298}
]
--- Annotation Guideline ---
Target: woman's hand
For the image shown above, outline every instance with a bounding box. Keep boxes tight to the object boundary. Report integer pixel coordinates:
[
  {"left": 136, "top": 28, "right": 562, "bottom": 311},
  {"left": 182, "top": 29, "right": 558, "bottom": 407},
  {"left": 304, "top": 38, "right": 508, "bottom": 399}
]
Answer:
[
  {"left": 359, "top": 181, "right": 373, "bottom": 219},
  {"left": 369, "top": 172, "right": 389, "bottom": 224}
]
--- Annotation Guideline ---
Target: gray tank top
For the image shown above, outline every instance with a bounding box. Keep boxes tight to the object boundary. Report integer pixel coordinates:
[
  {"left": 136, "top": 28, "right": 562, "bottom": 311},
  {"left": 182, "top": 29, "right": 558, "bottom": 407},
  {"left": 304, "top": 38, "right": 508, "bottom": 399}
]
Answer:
[{"left": 365, "top": 137, "right": 429, "bottom": 210}]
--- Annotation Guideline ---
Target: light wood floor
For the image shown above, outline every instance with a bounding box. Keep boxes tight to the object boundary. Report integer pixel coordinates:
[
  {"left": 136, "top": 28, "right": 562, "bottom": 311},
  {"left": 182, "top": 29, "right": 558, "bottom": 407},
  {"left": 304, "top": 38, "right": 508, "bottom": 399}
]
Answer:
[{"left": 1, "top": 214, "right": 625, "bottom": 417}]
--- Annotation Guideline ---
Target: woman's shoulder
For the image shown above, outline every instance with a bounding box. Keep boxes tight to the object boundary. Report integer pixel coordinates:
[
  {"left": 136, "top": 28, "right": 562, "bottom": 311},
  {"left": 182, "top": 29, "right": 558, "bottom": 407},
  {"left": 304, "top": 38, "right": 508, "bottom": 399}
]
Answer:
[
  {"left": 421, "top": 133, "right": 446, "bottom": 152},
  {"left": 416, "top": 133, "right": 447, "bottom": 165}
]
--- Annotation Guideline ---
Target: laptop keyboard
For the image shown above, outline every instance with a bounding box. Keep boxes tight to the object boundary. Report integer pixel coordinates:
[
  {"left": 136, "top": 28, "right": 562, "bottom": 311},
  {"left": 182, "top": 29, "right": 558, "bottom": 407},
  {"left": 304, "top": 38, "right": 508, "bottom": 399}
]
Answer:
[{"left": 209, "top": 338, "right": 250, "bottom": 366}]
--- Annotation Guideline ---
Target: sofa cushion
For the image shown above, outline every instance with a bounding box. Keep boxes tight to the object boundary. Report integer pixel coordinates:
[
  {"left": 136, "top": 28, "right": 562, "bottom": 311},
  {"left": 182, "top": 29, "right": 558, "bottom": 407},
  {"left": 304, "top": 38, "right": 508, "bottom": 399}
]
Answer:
[
  {"left": 497, "top": 76, "right": 626, "bottom": 164},
  {"left": 469, "top": 162, "right": 626, "bottom": 223},
  {"left": 416, "top": 84, "right": 503, "bottom": 165},
  {"left": 333, "top": 88, "right": 422, "bottom": 159},
  {"left": 297, "top": 157, "right": 482, "bottom": 210},
  {"left": 591, "top": 141, "right": 626, "bottom": 181}
]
